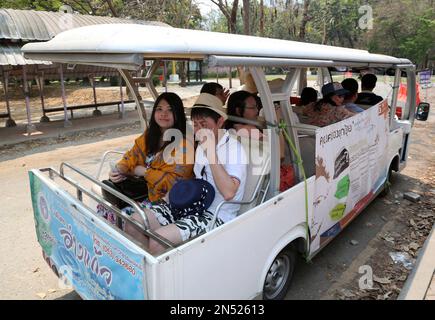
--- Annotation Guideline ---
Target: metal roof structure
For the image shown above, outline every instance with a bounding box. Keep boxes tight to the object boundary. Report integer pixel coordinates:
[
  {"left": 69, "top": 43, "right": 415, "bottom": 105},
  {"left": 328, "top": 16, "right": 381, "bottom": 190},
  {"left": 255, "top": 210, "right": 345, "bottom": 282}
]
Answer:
[
  {"left": 0, "top": 9, "right": 169, "bottom": 67},
  {"left": 0, "top": 10, "right": 167, "bottom": 127},
  {"left": 22, "top": 23, "right": 412, "bottom": 70},
  {"left": 0, "top": 44, "right": 51, "bottom": 66},
  {"left": 0, "top": 8, "right": 168, "bottom": 41}
]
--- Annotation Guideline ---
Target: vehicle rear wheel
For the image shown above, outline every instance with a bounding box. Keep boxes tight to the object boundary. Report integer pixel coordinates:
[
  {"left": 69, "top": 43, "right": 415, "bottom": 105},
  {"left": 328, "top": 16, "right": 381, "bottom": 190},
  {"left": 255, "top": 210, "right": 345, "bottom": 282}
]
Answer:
[{"left": 263, "top": 246, "right": 296, "bottom": 300}]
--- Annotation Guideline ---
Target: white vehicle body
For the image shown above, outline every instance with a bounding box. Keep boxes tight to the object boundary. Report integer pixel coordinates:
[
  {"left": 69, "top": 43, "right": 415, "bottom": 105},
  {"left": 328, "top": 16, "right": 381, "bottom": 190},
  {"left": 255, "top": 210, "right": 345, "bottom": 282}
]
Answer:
[{"left": 23, "top": 24, "right": 419, "bottom": 300}]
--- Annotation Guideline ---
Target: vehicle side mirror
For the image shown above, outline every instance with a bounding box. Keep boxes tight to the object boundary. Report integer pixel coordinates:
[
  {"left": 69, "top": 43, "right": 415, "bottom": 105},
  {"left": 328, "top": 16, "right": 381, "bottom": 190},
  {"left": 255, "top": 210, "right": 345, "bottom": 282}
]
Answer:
[{"left": 416, "top": 102, "right": 430, "bottom": 121}]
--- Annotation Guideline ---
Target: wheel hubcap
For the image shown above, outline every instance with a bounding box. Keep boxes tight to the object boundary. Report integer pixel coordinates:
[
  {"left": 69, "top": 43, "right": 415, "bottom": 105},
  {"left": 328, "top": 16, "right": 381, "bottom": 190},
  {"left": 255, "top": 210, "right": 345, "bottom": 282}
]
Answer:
[{"left": 264, "top": 255, "right": 290, "bottom": 299}]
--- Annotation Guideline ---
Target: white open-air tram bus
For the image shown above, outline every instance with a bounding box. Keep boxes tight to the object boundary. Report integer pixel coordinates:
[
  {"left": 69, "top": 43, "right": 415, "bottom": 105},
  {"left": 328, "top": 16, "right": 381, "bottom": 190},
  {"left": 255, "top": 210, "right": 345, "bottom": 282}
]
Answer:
[{"left": 22, "top": 24, "right": 429, "bottom": 300}]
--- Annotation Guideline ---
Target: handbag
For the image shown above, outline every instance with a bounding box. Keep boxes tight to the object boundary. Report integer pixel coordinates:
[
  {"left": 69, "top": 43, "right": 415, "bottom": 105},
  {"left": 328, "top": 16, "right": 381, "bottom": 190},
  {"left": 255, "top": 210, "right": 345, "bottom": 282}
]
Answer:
[{"left": 101, "top": 176, "right": 148, "bottom": 209}]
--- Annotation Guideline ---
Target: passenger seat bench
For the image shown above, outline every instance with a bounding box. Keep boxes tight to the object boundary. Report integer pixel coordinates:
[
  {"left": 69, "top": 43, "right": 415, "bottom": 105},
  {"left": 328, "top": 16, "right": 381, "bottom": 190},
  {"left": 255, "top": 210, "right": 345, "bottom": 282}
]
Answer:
[{"left": 209, "top": 134, "right": 271, "bottom": 230}]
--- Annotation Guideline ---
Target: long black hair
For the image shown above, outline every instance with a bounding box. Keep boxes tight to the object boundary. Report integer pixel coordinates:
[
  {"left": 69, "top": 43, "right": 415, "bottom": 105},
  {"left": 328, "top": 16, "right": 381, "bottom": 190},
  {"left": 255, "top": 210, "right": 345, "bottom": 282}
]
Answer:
[
  {"left": 300, "top": 87, "right": 318, "bottom": 106},
  {"left": 146, "top": 92, "right": 186, "bottom": 155},
  {"left": 224, "top": 90, "right": 255, "bottom": 129}
]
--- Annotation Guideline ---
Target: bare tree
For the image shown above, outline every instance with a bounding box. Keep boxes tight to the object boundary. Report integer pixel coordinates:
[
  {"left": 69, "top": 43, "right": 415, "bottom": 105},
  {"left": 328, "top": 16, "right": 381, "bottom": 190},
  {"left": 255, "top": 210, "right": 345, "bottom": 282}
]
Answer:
[
  {"left": 105, "top": 0, "right": 118, "bottom": 17},
  {"left": 210, "top": 0, "right": 240, "bottom": 34}
]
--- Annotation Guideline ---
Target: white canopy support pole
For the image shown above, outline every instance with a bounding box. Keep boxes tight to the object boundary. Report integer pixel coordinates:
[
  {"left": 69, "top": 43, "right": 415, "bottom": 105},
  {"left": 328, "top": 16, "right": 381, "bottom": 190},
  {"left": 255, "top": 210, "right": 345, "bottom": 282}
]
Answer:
[
  {"left": 389, "top": 68, "right": 402, "bottom": 130},
  {"left": 2, "top": 71, "right": 16, "bottom": 127},
  {"left": 22, "top": 65, "right": 36, "bottom": 134},
  {"left": 37, "top": 72, "right": 49, "bottom": 123},
  {"left": 119, "top": 73, "right": 125, "bottom": 119},
  {"left": 59, "top": 64, "right": 72, "bottom": 127},
  {"left": 229, "top": 67, "right": 233, "bottom": 88},
  {"left": 278, "top": 70, "right": 304, "bottom": 181},
  {"left": 144, "top": 60, "right": 159, "bottom": 100},
  {"left": 406, "top": 65, "right": 417, "bottom": 125},
  {"left": 118, "top": 68, "right": 147, "bottom": 131},
  {"left": 90, "top": 74, "right": 102, "bottom": 116},
  {"left": 249, "top": 67, "right": 280, "bottom": 197}
]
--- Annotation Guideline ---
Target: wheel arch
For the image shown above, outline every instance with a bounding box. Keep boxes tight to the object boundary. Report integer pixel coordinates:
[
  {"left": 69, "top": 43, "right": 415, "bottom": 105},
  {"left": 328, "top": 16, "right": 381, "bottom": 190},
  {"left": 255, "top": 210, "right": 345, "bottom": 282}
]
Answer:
[
  {"left": 258, "top": 224, "right": 308, "bottom": 296},
  {"left": 390, "top": 154, "right": 400, "bottom": 172}
]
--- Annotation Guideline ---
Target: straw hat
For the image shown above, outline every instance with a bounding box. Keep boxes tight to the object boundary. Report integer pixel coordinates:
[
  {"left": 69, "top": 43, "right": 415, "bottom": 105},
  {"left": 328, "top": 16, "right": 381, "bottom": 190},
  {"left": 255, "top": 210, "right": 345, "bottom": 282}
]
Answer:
[
  {"left": 192, "top": 93, "right": 227, "bottom": 120},
  {"left": 241, "top": 72, "right": 258, "bottom": 94},
  {"left": 241, "top": 72, "right": 285, "bottom": 94}
]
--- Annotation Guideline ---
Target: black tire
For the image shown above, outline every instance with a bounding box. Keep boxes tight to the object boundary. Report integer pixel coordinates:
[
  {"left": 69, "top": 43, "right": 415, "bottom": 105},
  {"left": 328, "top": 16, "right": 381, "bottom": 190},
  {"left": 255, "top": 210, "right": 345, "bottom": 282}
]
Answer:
[
  {"left": 263, "top": 246, "right": 296, "bottom": 300},
  {"left": 379, "top": 164, "right": 393, "bottom": 197}
]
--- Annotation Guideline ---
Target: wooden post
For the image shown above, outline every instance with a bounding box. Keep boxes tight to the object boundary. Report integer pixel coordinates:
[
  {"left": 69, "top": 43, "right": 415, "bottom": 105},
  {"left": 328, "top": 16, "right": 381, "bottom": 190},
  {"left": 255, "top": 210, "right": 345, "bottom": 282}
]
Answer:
[
  {"left": 37, "top": 72, "right": 49, "bottom": 122},
  {"left": 119, "top": 73, "right": 125, "bottom": 119},
  {"left": 2, "top": 71, "right": 16, "bottom": 127},
  {"left": 216, "top": 67, "right": 219, "bottom": 84},
  {"left": 90, "top": 74, "right": 102, "bottom": 116},
  {"left": 59, "top": 64, "right": 72, "bottom": 127},
  {"left": 22, "top": 65, "right": 36, "bottom": 134},
  {"left": 163, "top": 61, "right": 168, "bottom": 93},
  {"left": 187, "top": 62, "right": 191, "bottom": 83}
]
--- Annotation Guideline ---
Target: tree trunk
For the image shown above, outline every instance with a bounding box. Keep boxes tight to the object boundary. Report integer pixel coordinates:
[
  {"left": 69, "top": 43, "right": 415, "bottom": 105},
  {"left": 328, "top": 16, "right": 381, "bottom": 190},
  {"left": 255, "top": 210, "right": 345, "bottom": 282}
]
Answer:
[
  {"left": 105, "top": 0, "right": 118, "bottom": 17},
  {"left": 299, "top": 0, "right": 310, "bottom": 41},
  {"left": 242, "top": 0, "right": 250, "bottom": 35},
  {"left": 322, "top": 20, "right": 327, "bottom": 44},
  {"left": 259, "top": 0, "right": 264, "bottom": 37},
  {"left": 230, "top": 0, "right": 240, "bottom": 33},
  {"left": 180, "top": 62, "right": 187, "bottom": 87}
]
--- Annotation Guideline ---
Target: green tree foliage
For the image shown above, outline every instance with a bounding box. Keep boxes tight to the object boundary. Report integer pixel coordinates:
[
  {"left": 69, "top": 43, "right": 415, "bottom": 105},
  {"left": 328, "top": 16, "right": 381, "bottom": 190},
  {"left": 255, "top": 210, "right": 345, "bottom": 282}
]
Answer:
[
  {"left": 307, "top": 0, "right": 364, "bottom": 46},
  {"left": 121, "top": 0, "right": 202, "bottom": 29},
  {"left": 0, "top": 0, "right": 63, "bottom": 11},
  {"left": 366, "top": 0, "right": 435, "bottom": 68},
  {"left": 1, "top": 0, "right": 433, "bottom": 67}
]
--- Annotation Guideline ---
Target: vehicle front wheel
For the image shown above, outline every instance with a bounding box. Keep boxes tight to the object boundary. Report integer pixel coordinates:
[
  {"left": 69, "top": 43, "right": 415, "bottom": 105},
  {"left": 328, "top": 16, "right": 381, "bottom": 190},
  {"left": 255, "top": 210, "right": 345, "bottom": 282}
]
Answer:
[{"left": 263, "top": 246, "right": 296, "bottom": 300}]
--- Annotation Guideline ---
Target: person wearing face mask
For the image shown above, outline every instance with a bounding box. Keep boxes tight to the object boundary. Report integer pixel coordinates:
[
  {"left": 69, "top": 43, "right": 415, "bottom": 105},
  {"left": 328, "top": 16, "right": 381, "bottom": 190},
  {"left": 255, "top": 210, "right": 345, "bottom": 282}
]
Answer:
[{"left": 302, "top": 82, "right": 355, "bottom": 127}]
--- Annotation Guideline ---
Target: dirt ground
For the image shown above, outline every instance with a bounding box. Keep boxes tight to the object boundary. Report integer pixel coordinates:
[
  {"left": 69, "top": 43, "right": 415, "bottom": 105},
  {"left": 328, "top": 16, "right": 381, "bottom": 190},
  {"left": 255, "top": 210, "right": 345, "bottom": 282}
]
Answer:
[{"left": 0, "top": 85, "right": 433, "bottom": 300}]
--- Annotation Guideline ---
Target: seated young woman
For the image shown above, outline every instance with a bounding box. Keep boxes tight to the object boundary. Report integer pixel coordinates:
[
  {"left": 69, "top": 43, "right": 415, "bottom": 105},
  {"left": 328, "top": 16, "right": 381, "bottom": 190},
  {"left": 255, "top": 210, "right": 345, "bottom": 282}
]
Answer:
[
  {"left": 99, "top": 92, "right": 194, "bottom": 221},
  {"left": 225, "top": 90, "right": 295, "bottom": 192},
  {"left": 224, "top": 90, "right": 265, "bottom": 138}
]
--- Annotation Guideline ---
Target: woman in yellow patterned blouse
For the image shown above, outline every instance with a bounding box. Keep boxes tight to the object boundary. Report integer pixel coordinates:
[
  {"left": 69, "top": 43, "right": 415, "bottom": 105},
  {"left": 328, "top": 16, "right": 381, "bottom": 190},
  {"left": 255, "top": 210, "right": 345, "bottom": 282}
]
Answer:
[{"left": 105, "top": 92, "right": 194, "bottom": 207}]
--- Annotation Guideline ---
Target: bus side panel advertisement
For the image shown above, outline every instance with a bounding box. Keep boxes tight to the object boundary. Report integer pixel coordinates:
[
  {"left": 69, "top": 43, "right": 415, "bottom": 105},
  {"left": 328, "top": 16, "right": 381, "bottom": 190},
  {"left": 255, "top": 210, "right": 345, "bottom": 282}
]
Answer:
[
  {"left": 29, "top": 171, "right": 147, "bottom": 300},
  {"left": 311, "top": 101, "right": 390, "bottom": 252}
]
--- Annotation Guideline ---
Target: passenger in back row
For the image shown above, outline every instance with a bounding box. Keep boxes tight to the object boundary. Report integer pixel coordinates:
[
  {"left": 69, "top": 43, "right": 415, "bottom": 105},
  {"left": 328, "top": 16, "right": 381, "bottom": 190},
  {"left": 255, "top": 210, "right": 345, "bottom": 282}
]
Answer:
[
  {"left": 341, "top": 78, "right": 365, "bottom": 113},
  {"left": 125, "top": 93, "right": 247, "bottom": 254},
  {"left": 301, "top": 82, "right": 355, "bottom": 127},
  {"left": 293, "top": 87, "right": 318, "bottom": 122},
  {"left": 355, "top": 73, "right": 384, "bottom": 106},
  {"left": 200, "top": 82, "right": 230, "bottom": 105}
]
